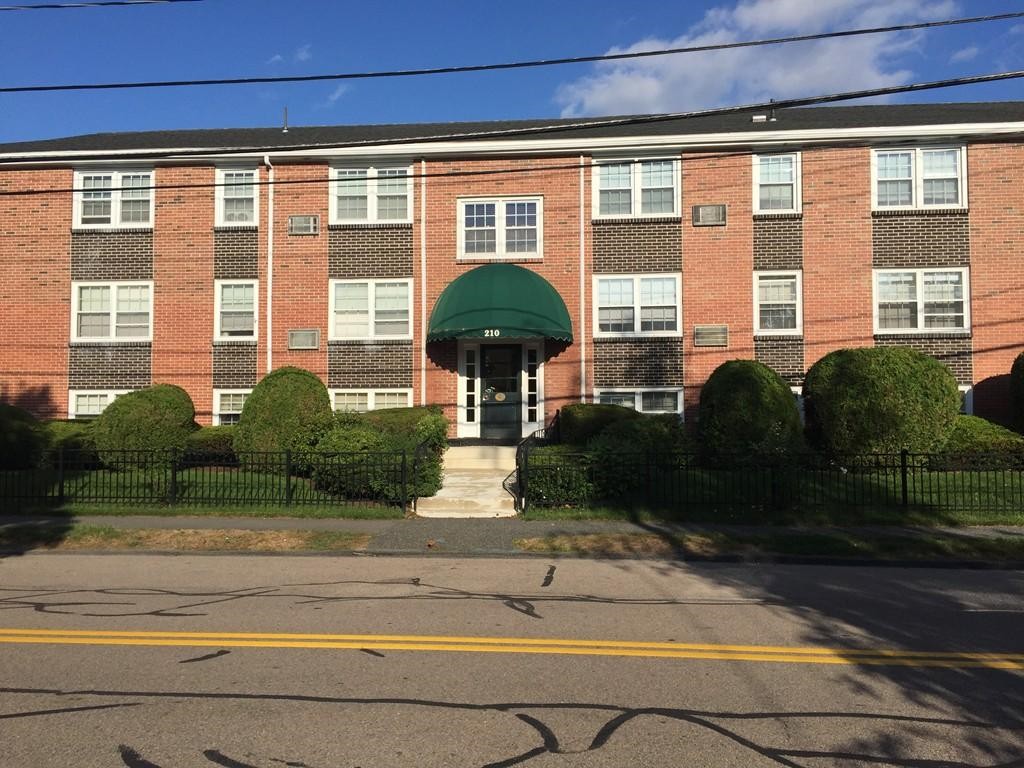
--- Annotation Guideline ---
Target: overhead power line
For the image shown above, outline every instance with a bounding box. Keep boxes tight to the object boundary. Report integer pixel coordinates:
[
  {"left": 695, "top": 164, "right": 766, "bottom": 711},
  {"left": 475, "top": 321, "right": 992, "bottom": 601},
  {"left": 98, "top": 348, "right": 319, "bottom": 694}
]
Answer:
[
  {"left": 1, "top": 11, "right": 1022, "bottom": 93},
  {"left": 0, "top": 0, "right": 201, "bottom": 10}
]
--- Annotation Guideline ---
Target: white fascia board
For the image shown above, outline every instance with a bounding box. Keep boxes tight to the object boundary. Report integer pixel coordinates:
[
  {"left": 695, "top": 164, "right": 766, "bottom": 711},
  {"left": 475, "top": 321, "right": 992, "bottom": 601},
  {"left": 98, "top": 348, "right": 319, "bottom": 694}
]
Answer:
[{"left": 2, "top": 121, "right": 1024, "bottom": 165}]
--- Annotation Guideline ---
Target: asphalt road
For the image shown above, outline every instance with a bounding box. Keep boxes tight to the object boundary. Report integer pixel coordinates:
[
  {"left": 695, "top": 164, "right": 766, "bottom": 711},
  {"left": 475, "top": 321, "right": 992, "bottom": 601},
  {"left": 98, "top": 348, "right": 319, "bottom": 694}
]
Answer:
[{"left": 1, "top": 552, "right": 1022, "bottom": 767}]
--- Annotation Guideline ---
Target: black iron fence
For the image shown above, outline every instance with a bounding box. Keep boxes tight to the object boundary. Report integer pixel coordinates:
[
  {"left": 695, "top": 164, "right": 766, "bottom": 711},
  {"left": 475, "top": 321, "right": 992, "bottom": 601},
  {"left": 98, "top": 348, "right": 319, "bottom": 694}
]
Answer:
[
  {"left": 0, "top": 447, "right": 411, "bottom": 509},
  {"left": 517, "top": 447, "right": 1024, "bottom": 517}
]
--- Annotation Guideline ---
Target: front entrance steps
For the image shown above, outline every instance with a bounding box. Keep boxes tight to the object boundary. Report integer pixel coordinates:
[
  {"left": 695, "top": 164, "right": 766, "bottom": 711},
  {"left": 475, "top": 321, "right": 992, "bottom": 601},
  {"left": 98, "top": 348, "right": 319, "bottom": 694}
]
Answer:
[{"left": 415, "top": 446, "right": 518, "bottom": 518}]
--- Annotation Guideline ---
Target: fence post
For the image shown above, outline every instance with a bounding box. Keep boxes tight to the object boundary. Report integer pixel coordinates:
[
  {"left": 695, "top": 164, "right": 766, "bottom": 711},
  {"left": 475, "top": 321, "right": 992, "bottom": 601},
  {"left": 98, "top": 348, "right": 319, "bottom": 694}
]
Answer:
[
  {"left": 168, "top": 448, "right": 178, "bottom": 506},
  {"left": 57, "top": 444, "right": 65, "bottom": 505},
  {"left": 900, "top": 448, "right": 909, "bottom": 507},
  {"left": 284, "top": 450, "right": 293, "bottom": 506},
  {"left": 401, "top": 452, "right": 409, "bottom": 512}
]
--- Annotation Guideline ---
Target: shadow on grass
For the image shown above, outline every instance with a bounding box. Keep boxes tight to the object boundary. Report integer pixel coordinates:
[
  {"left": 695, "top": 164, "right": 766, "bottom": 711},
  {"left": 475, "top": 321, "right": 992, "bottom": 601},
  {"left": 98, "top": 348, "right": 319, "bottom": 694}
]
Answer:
[{"left": 0, "top": 519, "right": 74, "bottom": 558}]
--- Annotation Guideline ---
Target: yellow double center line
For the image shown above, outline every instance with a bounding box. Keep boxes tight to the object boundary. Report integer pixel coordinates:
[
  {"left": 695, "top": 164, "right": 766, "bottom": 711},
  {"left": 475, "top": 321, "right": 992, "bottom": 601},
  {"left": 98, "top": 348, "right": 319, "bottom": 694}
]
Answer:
[{"left": 0, "top": 628, "right": 1021, "bottom": 669}]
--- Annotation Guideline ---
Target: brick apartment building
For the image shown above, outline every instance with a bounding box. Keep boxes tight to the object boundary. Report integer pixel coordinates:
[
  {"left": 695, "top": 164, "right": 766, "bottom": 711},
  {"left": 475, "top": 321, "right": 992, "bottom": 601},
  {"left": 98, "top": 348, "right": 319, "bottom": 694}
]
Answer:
[{"left": 1, "top": 102, "right": 1023, "bottom": 440}]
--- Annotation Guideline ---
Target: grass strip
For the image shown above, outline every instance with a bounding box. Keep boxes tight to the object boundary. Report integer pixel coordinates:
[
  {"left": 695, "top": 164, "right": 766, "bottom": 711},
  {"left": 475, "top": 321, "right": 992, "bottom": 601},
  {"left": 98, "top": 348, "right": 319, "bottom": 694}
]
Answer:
[
  {"left": 2, "top": 503, "right": 404, "bottom": 520},
  {"left": 0, "top": 524, "right": 371, "bottom": 552},
  {"left": 513, "top": 531, "right": 1024, "bottom": 561}
]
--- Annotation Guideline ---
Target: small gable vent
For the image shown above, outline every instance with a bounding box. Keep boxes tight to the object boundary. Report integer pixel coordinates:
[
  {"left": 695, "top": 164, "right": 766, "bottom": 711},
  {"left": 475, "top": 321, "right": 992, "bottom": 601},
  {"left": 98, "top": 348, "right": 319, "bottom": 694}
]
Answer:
[{"left": 694, "top": 324, "right": 728, "bottom": 347}]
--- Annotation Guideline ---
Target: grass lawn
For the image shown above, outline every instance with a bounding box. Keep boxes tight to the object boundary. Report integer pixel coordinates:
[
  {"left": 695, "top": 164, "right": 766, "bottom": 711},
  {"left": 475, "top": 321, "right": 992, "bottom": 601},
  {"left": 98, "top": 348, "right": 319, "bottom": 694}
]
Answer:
[
  {"left": 1, "top": 502, "right": 404, "bottom": 520},
  {"left": 514, "top": 531, "right": 1024, "bottom": 562}
]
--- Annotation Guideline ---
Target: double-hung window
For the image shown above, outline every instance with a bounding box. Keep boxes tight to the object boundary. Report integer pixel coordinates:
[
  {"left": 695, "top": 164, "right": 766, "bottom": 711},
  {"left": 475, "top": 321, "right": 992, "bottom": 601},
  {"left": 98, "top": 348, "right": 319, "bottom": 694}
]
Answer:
[
  {"left": 873, "top": 268, "right": 970, "bottom": 333},
  {"left": 74, "top": 169, "right": 153, "bottom": 228},
  {"left": 753, "top": 153, "right": 801, "bottom": 213},
  {"left": 595, "top": 388, "right": 683, "bottom": 415},
  {"left": 216, "top": 168, "right": 258, "bottom": 226},
  {"left": 72, "top": 281, "right": 152, "bottom": 341},
  {"left": 214, "top": 280, "right": 257, "bottom": 340},
  {"left": 213, "top": 390, "right": 250, "bottom": 425},
  {"left": 872, "top": 147, "right": 967, "bottom": 210},
  {"left": 329, "top": 279, "right": 412, "bottom": 340},
  {"left": 594, "top": 158, "right": 679, "bottom": 218},
  {"left": 754, "top": 271, "right": 802, "bottom": 335},
  {"left": 331, "top": 166, "right": 412, "bottom": 224},
  {"left": 331, "top": 389, "right": 412, "bottom": 413},
  {"left": 458, "top": 197, "right": 542, "bottom": 258},
  {"left": 593, "top": 274, "right": 681, "bottom": 337}
]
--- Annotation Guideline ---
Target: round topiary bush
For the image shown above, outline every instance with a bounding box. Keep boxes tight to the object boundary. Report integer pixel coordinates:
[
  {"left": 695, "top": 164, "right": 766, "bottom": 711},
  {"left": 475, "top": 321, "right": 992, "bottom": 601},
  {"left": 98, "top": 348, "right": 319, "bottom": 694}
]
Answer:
[
  {"left": 91, "top": 385, "right": 197, "bottom": 466},
  {"left": 697, "top": 360, "right": 802, "bottom": 462},
  {"left": 0, "top": 403, "right": 46, "bottom": 469},
  {"left": 804, "top": 347, "right": 960, "bottom": 455},
  {"left": 1011, "top": 352, "right": 1024, "bottom": 433},
  {"left": 232, "top": 367, "right": 333, "bottom": 462}
]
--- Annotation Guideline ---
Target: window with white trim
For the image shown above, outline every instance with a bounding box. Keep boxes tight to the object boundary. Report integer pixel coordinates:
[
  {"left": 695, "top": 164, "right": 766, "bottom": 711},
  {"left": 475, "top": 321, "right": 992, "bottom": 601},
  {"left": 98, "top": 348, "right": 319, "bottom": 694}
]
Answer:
[
  {"left": 214, "top": 280, "right": 257, "bottom": 340},
  {"left": 74, "top": 169, "right": 153, "bottom": 228},
  {"left": 215, "top": 168, "right": 258, "bottom": 226},
  {"left": 872, "top": 147, "right": 967, "bottom": 210},
  {"left": 873, "top": 268, "right": 970, "bottom": 333},
  {"left": 753, "top": 153, "right": 801, "bottom": 213},
  {"left": 594, "top": 274, "right": 681, "bottom": 337},
  {"left": 214, "top": 389, "right": 250, "bottom": 425},
  {"left": 458, "top": 197, "right": 542, "bottom": 258},
  {"left": 72, "top": 281, "right": 152, "bottom": 341},
  {"left": 329, "top": 279, "right": 412, "bottom": 340},
  {"left": 330, "top": 166, "right": 412, "bottom": 223},
  {"left": 754, "top": 271, "right": 802, "bottom": 335},
  {"left": 68, "top": 390, "right": 128, "bottom": 419},
  {"left": 331, "top": 389, "right": 412, "bottom": 412},
  {"left": 595, "top": 388, "right": 683, "bottom": 415},
  {"left": 593, "top": 159, "right": 679, "bottom": 218}
]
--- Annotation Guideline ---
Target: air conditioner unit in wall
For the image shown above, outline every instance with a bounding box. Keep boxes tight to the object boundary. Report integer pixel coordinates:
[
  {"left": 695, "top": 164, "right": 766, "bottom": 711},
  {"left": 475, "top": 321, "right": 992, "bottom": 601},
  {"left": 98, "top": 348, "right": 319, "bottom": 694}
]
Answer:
[
  {"left": 694, "top": 324, "right": 729, "bottom": 347},
  {"left": 288, "top": 215, "right": 320, "bottom": 235},
  {"left": 692, "top": 204, "right": 727, "bottom": 226},
  {"left": 288, "top": 329, "right": 320, "bottom": 350}
]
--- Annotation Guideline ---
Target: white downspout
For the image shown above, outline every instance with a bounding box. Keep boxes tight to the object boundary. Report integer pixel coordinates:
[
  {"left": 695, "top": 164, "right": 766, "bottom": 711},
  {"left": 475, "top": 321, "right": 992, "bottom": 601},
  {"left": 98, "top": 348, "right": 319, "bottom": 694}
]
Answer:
[
  {"left": 420, "top": 158, "right": 427, "bottom": 406},
  {"left": 264, "top": 154, "right": 274, "bottom": 373},
  {"left": 578, "top": 154, "right": 587, "bottom": 403}
]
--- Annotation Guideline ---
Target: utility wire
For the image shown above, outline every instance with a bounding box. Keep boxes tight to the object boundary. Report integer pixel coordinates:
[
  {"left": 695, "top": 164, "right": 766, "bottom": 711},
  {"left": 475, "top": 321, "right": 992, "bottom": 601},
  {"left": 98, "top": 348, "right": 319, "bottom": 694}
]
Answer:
[
  {"left": 0, "top": 0, "right": 202, "bottom": 10},
  {"left": 3, "top": 68, "right": 1024, "bottom": 170},
  {"left": 2, "top": 11, "right": 1022, "bottom": 93}
]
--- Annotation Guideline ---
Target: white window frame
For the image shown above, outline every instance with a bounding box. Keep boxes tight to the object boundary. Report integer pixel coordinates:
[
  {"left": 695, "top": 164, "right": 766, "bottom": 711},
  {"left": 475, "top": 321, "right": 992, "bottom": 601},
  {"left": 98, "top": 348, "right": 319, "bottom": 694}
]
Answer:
[
  {"left": 71, "top": 280, "right": 154, "bottom": 342},
  {"left": 215, "top": 167, "right": 260, "bottom": 227},
  {"left": 753, "top": 270, "right": 803, "bottom": 336},
  {"left": 872, "top": 267, "right": 971, "bottom": 335},
  {"left": 328, "top": 278, "right": 413, "bottom": 341},
  {"left": 871, "top": 146, "right": 968, "bottom": 211},
  {"left": 591, "top": 158, "right": 681, "bottom": 220},
  {"left": 213, "top": 388, "right": 251, "bottom": 426},
  {"left": 959, "top": 385, "right": 974, "bottom": 416},
  {"left": 67, "top": 389, "right": 130, "bottom": 419},
  {"left": 752, "top": 153, "right": 802, "bottom": 214},
  {"left": 329, "top": 164, "right": 414, "bottom": 224},
  {"left": 330, "top": 388, "right": 414, "bottom": 412},
  {"left": 592, "top": 273, "right": 683, "bottom": 339},
  {"left": 73, "top": 168, "right": 154, "bottom": 229},
  {"left": 214, "top": 279, "right": 259, "bottom": 341},
  {"left": 457, "top": 196, "right": 544, "bottom": 260},
  {"left": 593, "top": 387, "right": 684, "bottom": 416}
]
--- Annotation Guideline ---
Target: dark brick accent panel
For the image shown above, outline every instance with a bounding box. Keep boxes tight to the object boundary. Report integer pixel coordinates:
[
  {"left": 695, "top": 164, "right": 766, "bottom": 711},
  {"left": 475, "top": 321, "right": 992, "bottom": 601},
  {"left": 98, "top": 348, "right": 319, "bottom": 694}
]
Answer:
[
  {"left": 753, "top": 215, "right": 802, "bottom": 270},
  {"left": 214, "top": 229, "right": 259, "bottom": 279},
  {"left": 592, "top": 338, "right": 684, "bottom": 387},
  {"left": 872, "top": 212, "right": 969, "bottom": 268},
  {"left": 328, "top": 341, "right": 414, "bottom": 388},
  {"left": 593, "top": 219, "right": 682, "bottom": 273},
  {"left": 754, "top": 336, "right": 805, "bottom": 385},
  {"left": 874, "top": 334, "right": 973, "bottom": 385},
  {"left": 328, "top": 225, "right": 413, "bottom": 279},
  {"left": 70, "top": 231, "right": 153, "bottom": 280},
  {"left": 68, "top": 343, "right": 151, "bottom": 389},
  {"left": 212, "top": 343, "right": 257, "bottom": 388}
]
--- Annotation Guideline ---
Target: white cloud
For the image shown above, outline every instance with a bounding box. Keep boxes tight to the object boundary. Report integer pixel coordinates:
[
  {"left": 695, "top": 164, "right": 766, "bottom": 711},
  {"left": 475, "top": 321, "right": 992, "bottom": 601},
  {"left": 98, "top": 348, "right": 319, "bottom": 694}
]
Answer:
[
  {"left": 1010, "top": 23, "right": 1024, "bottom": 35},
  {"left": 556, "top": 0, "right": 958, "bottom": 116},
  {"left": 294, "top": 44, "right": 312, "bottom": 63},
  {"left": 266, "top": 53, "right": 284, "bottom": 65},
  {"left": 314, "top": 84, "right": 350, "bottom": 110},
  {"left": 949, "top": 45, "right": 978, "bottom": 63}
]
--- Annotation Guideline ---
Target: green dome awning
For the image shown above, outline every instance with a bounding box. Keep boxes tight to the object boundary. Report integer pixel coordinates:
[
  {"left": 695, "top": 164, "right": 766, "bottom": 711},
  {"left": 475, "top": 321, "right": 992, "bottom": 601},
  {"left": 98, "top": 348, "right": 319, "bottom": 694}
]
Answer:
[{"left": 427, "top": 264, "right": 573, "bottom": 342}]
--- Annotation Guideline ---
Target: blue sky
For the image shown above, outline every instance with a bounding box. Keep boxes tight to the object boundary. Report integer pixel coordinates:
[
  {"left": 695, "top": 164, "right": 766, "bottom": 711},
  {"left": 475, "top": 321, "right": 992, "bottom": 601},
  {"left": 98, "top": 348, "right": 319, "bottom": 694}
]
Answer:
[{"left": 1, "top": 0, "right": 1023, "bottom": 142}]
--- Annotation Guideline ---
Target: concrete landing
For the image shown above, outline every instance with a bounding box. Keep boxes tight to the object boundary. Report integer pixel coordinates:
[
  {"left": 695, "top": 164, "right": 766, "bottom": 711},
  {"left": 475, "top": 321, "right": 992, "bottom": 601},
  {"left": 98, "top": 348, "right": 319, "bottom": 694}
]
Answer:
[
  {"left": 443, "top": 446, "right": 517, "bottom": 472},
  {"left": 415, "top": 469, "right": 517, "bottom": 518}
]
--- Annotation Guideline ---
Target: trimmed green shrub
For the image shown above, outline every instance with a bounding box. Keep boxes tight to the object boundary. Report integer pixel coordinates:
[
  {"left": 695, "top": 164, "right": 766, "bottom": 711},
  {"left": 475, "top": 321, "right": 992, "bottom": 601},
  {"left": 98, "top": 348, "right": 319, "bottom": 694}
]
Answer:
[
  {"left": 588, "top": 416, "right": 683, "bottom": 501},
  {"left": 91, "top": 385, "right": 197, "bottom": 467},
  {"left": 184, "top": 425, "right": 237, "bottom": 464},
  {"left": 527, "top": 444, "right": 594, "bottom": 506},
  {"left": 1011, "top": 352, "right": 1024, "bottom": 433},
  {"left": 932, "top": 415, "right": 1024, "bottom": 469},
  {"left": 0, "top": 403, "right": 46, "bottom": 469},
  {"left": 804, "top": 347, "right": 960, "bottom": 455},
  {"left": 312, "top": 419, "right": 391, "bottom": 499},
  {"left": 698, "top": 360, "right": 802, "bottom": 462},
  {"left": 42, "top": 420, "right": 96, "bottom": 454},
  {"left": 232, "top": 367, "right": 333, "bottom": 464},
  {"left": 559, "top": 403, "right": 641, "bottom": 445}
]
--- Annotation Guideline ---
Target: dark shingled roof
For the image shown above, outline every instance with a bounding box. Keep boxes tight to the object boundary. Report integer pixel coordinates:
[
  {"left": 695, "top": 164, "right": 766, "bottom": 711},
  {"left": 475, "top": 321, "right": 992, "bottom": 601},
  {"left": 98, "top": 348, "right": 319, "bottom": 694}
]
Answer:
[{"left": 3, "top": 102, "right": 1024, "bottom": 155}]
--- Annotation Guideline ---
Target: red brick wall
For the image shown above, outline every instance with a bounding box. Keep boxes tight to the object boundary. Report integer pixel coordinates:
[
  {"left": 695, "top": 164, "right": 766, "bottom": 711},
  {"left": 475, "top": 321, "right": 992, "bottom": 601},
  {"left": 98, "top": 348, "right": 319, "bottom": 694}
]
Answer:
[
  {"left": 682, "top": 153, "right": 753, "bottom": 417},
  {"left": 0, "top": 169, "right": 71, "bottom": 418},
  {"left": 969, "top": 141, "right": 1024, "bottom": 423},
  {"left": 152, "top": 167, "right": 215, "bottom": 423}
]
